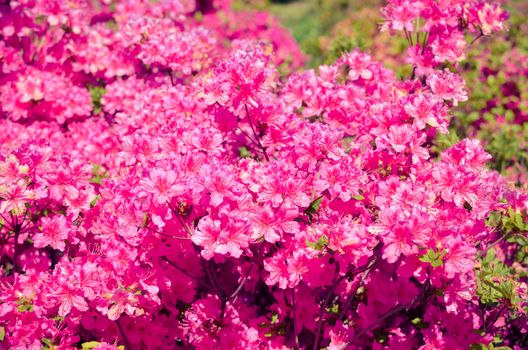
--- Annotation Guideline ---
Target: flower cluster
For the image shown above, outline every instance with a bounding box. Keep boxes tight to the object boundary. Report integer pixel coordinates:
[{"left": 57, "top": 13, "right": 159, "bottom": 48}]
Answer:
[
  {"left": 381, "top": 0, "right": 509, "bottom": 76},
  {"left": 0, "top": 1, "right": 525, "bottom": 350}
]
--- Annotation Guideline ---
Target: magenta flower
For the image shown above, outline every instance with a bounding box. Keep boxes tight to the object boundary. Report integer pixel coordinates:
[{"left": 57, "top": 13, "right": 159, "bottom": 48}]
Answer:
[{"left": 33, "top": 215, "right": 70, "bottom": 251}]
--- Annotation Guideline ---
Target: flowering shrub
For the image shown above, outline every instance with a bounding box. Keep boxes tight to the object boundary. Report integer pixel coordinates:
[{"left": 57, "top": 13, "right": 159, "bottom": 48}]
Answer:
[{"left": 0, "top": 1, "right": 526, "bottom": 349}]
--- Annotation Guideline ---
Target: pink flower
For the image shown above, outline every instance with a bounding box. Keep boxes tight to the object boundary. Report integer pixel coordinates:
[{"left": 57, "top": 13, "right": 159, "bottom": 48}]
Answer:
[
  {"left": 249, "top": 205, "right": 299, "bottom": 243},
  {"left": 427, "top": 70, "right": 468, "bottom": 106},
  {"left": 382, "top": 223, "right": 418, "bottom": 263},
  {"left": 100, "top": 288, "right": 139, "bottom": 321},
  {"left": 381, "top": 0, "right": 423, "bottom": 32},
  {"left": 33, "top": 215, "right": 70, "bottom": 251},
  {"left": 140, "top": 168, "right": 184, "bottom": 204},
  {"left": 431, "top": 30, "right": 466, "bottom": 63},
  {"left": 442, "top": 236, "right": 477, "bottom": 279},
  {"left": 264, "top": 250, "right": 307, "bottom": 289},
  {"left": 404, "top": 93, "right": 448, "bottom": 132},
  {"left": 475, "top": 3, "right": 508, "bottom": 35},
  {"left": 192, "top": 216, "right": 250, "bottom": 260},
  {"left": 57, "top": 288, "right": 89, "bottom": 317},
  {"left": 432, "top": 163, "right": 480, "bottom": 208},
  {"left": 314, "top": 157, "right": 365, "bottom": 202}
]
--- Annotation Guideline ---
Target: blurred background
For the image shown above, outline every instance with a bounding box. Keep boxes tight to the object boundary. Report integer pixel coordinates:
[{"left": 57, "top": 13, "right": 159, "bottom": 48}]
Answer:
[
  {"left": 235, "top": 0, "right": 526, "bottom": 67},
  {"left": 234, "top": 0, "right": 386, "bottom": 68}
]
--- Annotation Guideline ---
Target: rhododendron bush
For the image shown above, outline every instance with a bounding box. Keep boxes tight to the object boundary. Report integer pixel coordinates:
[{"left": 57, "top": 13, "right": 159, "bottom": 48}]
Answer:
[{"left": 1, "top": 0, "right": 527, "bottom": 349}]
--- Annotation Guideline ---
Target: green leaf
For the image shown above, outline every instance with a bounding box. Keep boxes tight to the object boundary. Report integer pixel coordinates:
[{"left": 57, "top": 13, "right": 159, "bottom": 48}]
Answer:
[
  {"left": 35, "top": 14, "right": 47, "bottom": 25},
  {"left": 419, "top": 249, "right": 445, "bottom": 268},
  {"left": 476, "top": 249, "right": 519, "bottom": 306},
  {"left": 194, "top": 11, "right": 204, "bottom": 22},
  {"left": 105, "top": 19, "right": 119, "bottom": 32},
  {"left": 238, "top": 146, "right": 251, "bottom": 159},
  {"left": 306, "top": 234, "right": 329, "bottom": 251},
  {"left": 88, "top": 85, "right": 106, "bottom": 114},
  {"left": 82, "top": 341, "right": 101, "bottom": 349},
  {"left": 470, "top": 343, "right": 512, "bottom": 350},
  {"left": 304, "top": 196, "right": 323, "bottom": 224},
  {"left": 307, "top": 196, "right": 323, "bottom": 213},
  {"left": 90, "top": 194, "right": 101, "bottom": 207},
  {"left": 0, "top": 326, "right": 5, "bottom": 341},
  {"left": 432, "top": 131, "right": 460, "bottom": 154},
  {"left": 512, "top": 212, "right": 525, "bottom": 230},
  {"left": 16, "top": 296, "right": 34, "bottom": 313},
  {"left": 326, "top": 303, "right": 339, "bottom": 314},
  {"left": 90, "top": 164, "right": 108, "bottom": 185}
]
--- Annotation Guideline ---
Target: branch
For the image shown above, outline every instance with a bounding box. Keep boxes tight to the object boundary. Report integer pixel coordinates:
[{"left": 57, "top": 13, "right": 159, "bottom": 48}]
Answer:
[
  {"left": 482, "top": 232, "right": 512, "bottom": 257},
  {"left": 244, "top": 104, "right": 270, "bottom": 162},
  {"left": 421, "top": 32, "right": 429, "bottom": 54},
  {"left": 351, "top": 304, "right": 406, "bottom": 341},
  {"left": 228, "top": 265, "right": 252, "bottom": 301},
  {"left": 200, "top": 259, "right": 225, "bottom": 298},
  {"left": 13, "top": 230, "right": 22, "bottom": 273},
  {"left": 160, "top": 256, "right": 210, "bottom": 289},
  {"left": 116, "top": 319, "right": 131, "bottom": 350},
  {"left": 485, "top": 302, "right": 508, "bottom": 332},
  {"left": 403, "top": 28, "right": 414, "bottom": 46},
  {"left": 313, "top": 258, "right": 341, "bottom": 350},
  {"left": 168, "top": 203, "right": 193, "bottom": 237},
  {"left": 292, "top": 288, "right": 300, "bottom": 350},
  {"left": 470, "top": 30, "right": 485, "bottom": 46},
  {"left": 338, "top": 256, "right": 379, "bottom": 320}
]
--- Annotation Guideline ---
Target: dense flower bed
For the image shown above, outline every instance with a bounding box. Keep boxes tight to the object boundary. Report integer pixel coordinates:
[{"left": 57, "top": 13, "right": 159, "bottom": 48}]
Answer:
[{"left": 0, "top": 1, "right": 526, "bottom": 349}]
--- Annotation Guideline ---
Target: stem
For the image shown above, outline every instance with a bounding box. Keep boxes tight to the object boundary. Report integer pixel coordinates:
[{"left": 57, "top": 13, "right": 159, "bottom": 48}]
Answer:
[
  {"left": 403, "top": 28, "right": 413, "bottom": 46},
  {"left": 481, "top": 232, "right": 512, "bottom": 258},
  {"left": 421, "top": 32, "right": 429, "bottom": 54},
  {"left": 470, "top": 31, "right": 485, "bottom": 45},
  {"left": 351, "top": 304, "right": 406, "bottom": 341},
  {"left": 237, "top": 127, "right": 260, "bottom": 147},
  {"left": 410, "top": 66, "right": 417, "bottom": 81},
  {"left": 116, "top": 319, "right": 131, "bottom": 350},
  {"left": 486, "top": 302, "right": 508, "bottom": 332},
  {"left": 169, "top": 203, "right": 193, "bottom": 237},
  {"left": 292, "top": 287, "right": 300, "bottom": 350},
  {"left": 209, "top": 261, "right": 225, "bottom": 298},
  {"left": 147, "top": 226, "right": 190, "bottom": 239},
  {"left": 10, "top": 212, "right": 23, "bottom": 274},
  {"left": 160, "top": 256, "right": 209, "bottom": 286},
  {"left": 220, "top": 298, "right": 227, "bottom": 325},
  {"left": 313, "top": 259, "right": 341, "bottom": 350},
  {"left": 338, "top": 256, "right": 378, "bottom": 320},
  {"left": 228, "top": 265, "right": 252, "bottom": 301},
  {"left": 201, "top": 258, "right": 227, "bottom": 300},
  {"left": 245, "top": 104, "right": 270, "bottom": 162},
  {"left": 237, "top": 127, "right": 270, "bottom": 158},
  {"left": 13, "top": 229, "right": 21, "bottom": 273}
]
